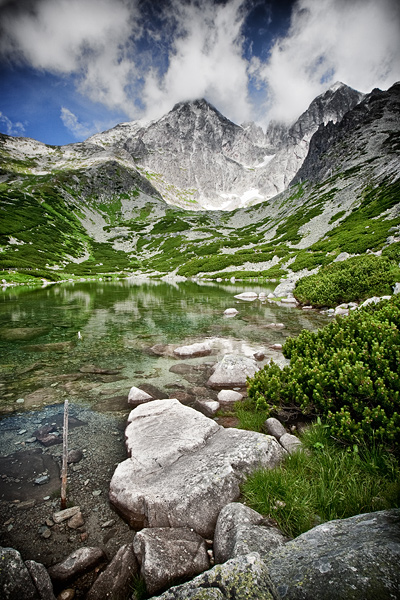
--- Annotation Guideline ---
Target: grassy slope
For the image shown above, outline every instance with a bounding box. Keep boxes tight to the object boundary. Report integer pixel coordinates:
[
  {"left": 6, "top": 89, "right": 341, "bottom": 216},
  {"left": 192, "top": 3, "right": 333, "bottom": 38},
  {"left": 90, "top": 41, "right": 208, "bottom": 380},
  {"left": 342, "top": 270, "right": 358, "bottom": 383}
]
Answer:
[{"left": 1, "top": 133, "right": 399, "bottom": 286}]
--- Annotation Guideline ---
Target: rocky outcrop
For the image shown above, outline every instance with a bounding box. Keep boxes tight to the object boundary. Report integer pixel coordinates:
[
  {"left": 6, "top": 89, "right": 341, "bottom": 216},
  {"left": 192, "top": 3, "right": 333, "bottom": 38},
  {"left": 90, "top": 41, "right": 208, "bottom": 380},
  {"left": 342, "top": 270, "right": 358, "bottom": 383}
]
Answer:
[
  {"left": 267, "top": 509, "right": 400, "bottom": 599},
  {"left": 109, "top": 399, "right": 286, "bottom": 537},
  {"left": 0, "top": 547, "right": 42, "bottom": 599},
  {"left": 150, "top": 508, "right": 400, "bottom": 599}
]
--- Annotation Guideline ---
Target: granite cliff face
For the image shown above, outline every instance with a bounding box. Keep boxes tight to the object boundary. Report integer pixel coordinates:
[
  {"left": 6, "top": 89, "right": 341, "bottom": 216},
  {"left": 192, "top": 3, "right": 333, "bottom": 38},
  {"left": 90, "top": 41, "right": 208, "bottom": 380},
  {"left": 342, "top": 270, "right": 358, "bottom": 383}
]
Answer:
[{"left": 87, "top": 82, "right": 364, "bottom": 210}]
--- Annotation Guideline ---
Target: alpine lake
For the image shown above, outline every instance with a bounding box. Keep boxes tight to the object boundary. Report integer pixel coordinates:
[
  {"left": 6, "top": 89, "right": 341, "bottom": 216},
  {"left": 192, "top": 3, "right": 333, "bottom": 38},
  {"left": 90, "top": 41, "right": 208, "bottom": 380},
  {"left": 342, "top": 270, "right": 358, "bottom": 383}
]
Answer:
[{"left": 0, "top": 279, "right": 330, "bottom": 418}]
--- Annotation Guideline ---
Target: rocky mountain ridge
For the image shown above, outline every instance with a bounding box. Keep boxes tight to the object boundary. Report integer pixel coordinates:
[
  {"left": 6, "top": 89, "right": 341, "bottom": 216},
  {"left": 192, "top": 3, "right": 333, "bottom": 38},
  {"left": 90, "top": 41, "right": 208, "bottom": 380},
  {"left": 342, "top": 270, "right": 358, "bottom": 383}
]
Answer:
[
  {"left": 87, "top": 82, "right": 364, "bottom": 210},
  {"left": 0, "top": 81, "right": 399, "bottom": 282}
]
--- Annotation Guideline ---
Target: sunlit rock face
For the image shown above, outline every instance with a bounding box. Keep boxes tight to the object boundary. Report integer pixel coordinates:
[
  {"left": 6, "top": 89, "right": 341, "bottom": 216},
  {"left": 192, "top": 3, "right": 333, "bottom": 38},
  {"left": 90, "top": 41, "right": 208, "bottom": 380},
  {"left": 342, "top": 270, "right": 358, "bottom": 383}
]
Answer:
[{"left": 88, "top": 83, "right": 364, "bottom": 210}]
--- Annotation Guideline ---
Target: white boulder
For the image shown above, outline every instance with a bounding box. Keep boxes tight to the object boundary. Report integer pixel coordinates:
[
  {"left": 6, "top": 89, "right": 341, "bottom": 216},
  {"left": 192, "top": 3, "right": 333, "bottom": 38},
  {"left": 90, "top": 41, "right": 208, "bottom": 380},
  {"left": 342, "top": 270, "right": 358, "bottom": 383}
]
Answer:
[{"left": 109, "top": 399, "right": 286, "bottom": 537}]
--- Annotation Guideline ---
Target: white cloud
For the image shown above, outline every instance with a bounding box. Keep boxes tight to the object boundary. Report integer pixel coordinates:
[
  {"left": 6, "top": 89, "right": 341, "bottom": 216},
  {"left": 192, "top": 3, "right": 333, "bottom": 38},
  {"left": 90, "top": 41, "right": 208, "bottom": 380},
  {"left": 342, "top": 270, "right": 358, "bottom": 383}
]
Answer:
[
  {"left": 0, "top": 111, "right": 25, "bottom": 136},
  {"left": 141, "top": 0, "right": 252, "bottom": 124},
  {"left": 60, "top": 107, "right": 93, "bottom": 138},
  {"left": 1, "top": 0, "right": 139, "bottom": 114},
  {"left": 1, "top": 0, "right": 399, "bottom": 133},
  {"left": 253, "top": 0, "right": 400, "bottom": 124}
]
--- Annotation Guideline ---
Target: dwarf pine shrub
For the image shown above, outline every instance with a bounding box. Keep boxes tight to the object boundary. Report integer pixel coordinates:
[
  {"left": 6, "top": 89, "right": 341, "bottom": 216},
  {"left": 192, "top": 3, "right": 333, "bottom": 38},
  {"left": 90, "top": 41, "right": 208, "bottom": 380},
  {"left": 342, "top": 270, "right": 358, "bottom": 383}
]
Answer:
[
  {"left": 294, "top": 254, "right": 400, "bottom": 307},
  {"left": 247, "top": 295, "right": 400, "bottom": 452}
]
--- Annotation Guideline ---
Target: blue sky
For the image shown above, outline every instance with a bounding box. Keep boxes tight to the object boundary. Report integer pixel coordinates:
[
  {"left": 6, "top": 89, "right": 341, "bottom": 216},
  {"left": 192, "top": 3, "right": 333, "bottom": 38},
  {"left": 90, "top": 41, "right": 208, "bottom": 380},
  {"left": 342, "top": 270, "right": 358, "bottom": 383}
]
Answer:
[{"left": 0, "top": 0, "right": 399, "bottom": 146}]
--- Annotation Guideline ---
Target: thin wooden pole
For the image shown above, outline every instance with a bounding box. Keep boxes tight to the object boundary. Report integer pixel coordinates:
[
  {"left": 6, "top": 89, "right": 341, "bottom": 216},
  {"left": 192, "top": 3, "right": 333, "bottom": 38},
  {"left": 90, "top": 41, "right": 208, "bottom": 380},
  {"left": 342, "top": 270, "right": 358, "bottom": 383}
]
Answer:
[{"left": 60, "top": 399, "right": 69, "bottom": 510}]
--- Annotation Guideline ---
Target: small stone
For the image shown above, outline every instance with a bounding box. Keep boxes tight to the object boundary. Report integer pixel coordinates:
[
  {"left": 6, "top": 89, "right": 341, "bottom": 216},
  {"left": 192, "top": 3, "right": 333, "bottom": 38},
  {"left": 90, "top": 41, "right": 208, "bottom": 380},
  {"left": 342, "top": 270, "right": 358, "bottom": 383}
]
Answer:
[
  {"left": 16, "top": 398, "right": 25, "bottom": 404},
  {"left": 17, "top": 429, "right": 27, "bottom": 435},
  {"left": 92, "top": 490, "right": 102, "bottom": 497},
  {"left": 34, "top": 475, "right": 50, "bottom": 485},
  {"left": 67, "top": 449, "right": 83, "bottom": 464},
  {"left": 43, "top": 496, "right": 51, "bottom": 501},
  {"left": 101, "top": 519, "right": 115, "bottom": 528},
  {"left": 68, "top": 512, "right": 85, "bottom": 529},
  {"left": 57, "top": 588, "right": 75, "bottom": 600},
  {"left": 271, "top": 343, "right": 282, "bottom": 350},
  {"left": 41, "top": 527, "right": 51, "bottom": 539},
  {"left": 53, "top": 506, "right": 80, "bottom": 523},
  {"left": 16, "top": 499, "right": 36, "bottom": 510},
  {"left": 80, "top": 532, "right": 88, "bottom": 542},
  {"left": 45, "top": 518, "right": 54, "bottom": 527},
  {"left": 26, "top": 437, "right": 37, "bottom": 443}
]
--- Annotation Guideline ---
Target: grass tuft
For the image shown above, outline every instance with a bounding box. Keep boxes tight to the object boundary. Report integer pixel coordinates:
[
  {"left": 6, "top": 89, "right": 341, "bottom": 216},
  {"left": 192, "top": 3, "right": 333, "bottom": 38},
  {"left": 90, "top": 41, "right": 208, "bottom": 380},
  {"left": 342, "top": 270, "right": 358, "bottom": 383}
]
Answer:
[{"left": 241, "top": 422, "right": 400, "bottom": 538}]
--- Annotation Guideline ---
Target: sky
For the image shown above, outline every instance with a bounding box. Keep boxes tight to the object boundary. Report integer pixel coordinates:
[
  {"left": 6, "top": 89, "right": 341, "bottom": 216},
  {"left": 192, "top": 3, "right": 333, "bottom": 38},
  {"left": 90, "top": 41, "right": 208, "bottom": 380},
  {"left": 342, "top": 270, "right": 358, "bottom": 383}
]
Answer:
[{"left": 0, "top": 0, "right": 399, "bottom": 146}]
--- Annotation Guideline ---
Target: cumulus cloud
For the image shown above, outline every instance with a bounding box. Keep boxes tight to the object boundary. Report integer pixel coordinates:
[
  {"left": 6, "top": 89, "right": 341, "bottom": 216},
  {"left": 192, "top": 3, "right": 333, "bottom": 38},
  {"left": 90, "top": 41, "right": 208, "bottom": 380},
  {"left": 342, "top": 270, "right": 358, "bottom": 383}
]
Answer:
[
  {"left": 253, "top": 0, "right": 400, "bottom": 124},
  {"left": 1, "top": 0, "right": 399, "bottom": 133},
  {"left": 0, "top": 111, "right": 25, "bottom": 136},
  {"left": 0, "top": 0, "right": 139, "bottom": 113},
  {"left": 141, "top": 0, "right": 252, "bottom": 124}
]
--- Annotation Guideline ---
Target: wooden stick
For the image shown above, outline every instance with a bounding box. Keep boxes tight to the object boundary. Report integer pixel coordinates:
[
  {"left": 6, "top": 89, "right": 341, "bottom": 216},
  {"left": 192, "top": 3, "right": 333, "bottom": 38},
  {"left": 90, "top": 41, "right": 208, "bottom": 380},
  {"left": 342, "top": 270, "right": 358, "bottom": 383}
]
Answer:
[{"left": 60, "top": 399, "right": 69, "bottom": 510}]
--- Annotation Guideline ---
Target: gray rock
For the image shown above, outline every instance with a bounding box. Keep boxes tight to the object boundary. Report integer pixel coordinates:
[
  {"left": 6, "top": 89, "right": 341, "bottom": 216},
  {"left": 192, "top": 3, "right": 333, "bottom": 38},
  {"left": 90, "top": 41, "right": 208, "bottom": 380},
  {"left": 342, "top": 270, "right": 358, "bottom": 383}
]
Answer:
[
  {"left": 393, "top": 282, "right": 400, "bottom": 294},
  {"left": 128, "top": 386, "right": 153, "bottom": 407},
  {"left": 53, "top": 506, "right": 80, "bottom": 524},
  {"left": 272, "top": 280, "right": 296, "bottom": 298},
  {"left": 214, "top": 503, "right": 288, "bottom": 563},
  {"left": 194, "top": 399, "right": 220, "bottom": 417},
  {"left": 207, "top": 355, "right": 259, "bottom": 389},
  {"left": 279, "top": 433, "right": 303, "bottom": 455},
  {"left": 266, "top": 509, "right": 400, "bottom": 600},
  {"left": 173, "top": 342, "right": 212, "bottom": 358},
  {"left": 234, "top": 292, "right": 258, "bottom": 301},
  {"left": 67, "top": 449, "right": 83, "bottom": 464},
  {"left": 133, "top": 527, "right": 210, "bottom": 595},
  {"left": 47, "top": 547, "right": 106, "bottom": 584},
  {"left": 217, "top": 390, "right": 243, "bottom": 407},
  {"left": 86, "top": 544, "right": 139, "bottom": 600},
  {"left": 110, "top": 399, "right": 285, "bottom": 537},
  {"left": 148, "top": 553, "right": 280, "bottom": 600},
  {"left": 334, "top": 251, "right": 351, "bottom": 262},
  {"left": 25, "top": 560, "right": 57, "bottom": 600},
  {"left": 0, "top": 547, "right": 39, "bottom": 599},
  {"left": 224, "top": 308, "right": 238, "bottom": 316},
  {"left": 264, "top": 418, "right": 286, "bottom": 440}
]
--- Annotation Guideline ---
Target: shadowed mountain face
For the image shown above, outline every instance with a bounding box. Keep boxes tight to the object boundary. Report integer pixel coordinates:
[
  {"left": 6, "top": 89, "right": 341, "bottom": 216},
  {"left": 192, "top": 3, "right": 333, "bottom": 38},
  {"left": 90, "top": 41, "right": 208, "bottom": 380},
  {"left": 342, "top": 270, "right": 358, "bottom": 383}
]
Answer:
[{"left": 0, "top": 82, "right": 399, "bottom": 280}]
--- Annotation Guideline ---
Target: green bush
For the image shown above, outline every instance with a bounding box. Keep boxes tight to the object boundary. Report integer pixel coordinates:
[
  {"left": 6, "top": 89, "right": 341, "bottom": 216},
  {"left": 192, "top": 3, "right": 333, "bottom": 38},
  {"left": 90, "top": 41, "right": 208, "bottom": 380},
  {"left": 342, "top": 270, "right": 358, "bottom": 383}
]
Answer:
[
  {"left": 294, "top": 254, "right": 400, "bottom": 307},
  {"left": 247, "top": 295, "right": 400, "bottom": 452}
]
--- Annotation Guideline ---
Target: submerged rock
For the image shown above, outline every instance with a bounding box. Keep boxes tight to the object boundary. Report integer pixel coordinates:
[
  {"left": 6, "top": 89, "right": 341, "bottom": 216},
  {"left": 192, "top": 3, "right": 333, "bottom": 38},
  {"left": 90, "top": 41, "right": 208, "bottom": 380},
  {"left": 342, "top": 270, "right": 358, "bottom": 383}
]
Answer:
[{"left": 173, "top": 341, "right": 212, "bottom": 358}]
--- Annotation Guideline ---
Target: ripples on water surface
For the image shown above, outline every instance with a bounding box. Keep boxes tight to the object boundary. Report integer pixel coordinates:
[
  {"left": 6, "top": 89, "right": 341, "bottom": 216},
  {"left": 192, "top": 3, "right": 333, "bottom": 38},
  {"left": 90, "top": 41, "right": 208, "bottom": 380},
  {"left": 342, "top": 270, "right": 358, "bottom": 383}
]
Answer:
[{"left": 0, "top": 280, "right": 330, "bottom": 415}]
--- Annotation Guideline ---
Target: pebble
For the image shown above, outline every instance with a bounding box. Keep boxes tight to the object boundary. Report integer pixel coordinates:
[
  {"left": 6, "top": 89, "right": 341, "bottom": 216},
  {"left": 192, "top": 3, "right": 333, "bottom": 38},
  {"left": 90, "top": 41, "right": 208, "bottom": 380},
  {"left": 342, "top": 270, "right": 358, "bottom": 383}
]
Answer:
[
  {"left": 34, "top": 475, "right": 50, "bottom": 485},
  {"left": 16, "top": 398, "right": 25, "bottom": 404},
  {"left": 17, "top": 429, "right": 27, "bottom": 435},
  {"left": 101, "top": 519, "right": 115, "bottom": 528},
  {"left": 92, "top": 490, "right": 102, "bottom": 497}
]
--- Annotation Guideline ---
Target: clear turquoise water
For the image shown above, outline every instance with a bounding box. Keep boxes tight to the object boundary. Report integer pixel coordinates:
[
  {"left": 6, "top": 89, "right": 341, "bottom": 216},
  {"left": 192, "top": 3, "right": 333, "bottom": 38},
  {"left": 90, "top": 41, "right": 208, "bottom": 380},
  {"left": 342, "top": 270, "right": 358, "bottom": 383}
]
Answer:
[{"left": 0, "top": 280, "right": 329, "bottom": 414}]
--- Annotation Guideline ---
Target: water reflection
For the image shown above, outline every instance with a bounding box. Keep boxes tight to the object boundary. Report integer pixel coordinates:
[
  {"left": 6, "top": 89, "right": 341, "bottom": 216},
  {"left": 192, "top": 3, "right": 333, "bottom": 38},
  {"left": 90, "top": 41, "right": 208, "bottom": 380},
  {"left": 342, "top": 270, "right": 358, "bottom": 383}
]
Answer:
[{"left": 0, "top": 280, "right": 330, "bottom": 415}]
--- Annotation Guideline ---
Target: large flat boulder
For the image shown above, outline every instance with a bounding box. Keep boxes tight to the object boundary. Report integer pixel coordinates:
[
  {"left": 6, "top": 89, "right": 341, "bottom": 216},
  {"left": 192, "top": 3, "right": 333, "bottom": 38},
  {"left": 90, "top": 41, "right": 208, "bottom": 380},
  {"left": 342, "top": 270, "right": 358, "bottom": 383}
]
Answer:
[{"left": 110, "top": 399, "right": 285, "bottom": 538}]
